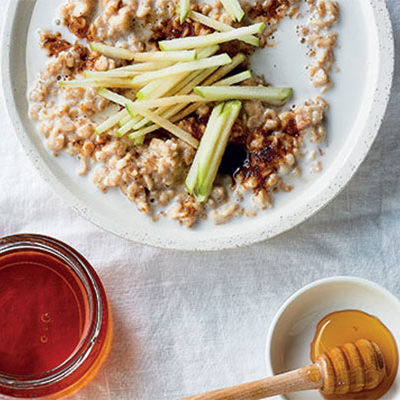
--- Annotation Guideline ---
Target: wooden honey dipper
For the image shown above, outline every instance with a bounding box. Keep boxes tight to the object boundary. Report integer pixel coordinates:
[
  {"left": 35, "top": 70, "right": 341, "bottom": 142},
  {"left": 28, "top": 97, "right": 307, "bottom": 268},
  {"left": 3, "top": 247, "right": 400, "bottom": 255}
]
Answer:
[{"left": 179, "top": 339, "right": 386, "bottom": 400}]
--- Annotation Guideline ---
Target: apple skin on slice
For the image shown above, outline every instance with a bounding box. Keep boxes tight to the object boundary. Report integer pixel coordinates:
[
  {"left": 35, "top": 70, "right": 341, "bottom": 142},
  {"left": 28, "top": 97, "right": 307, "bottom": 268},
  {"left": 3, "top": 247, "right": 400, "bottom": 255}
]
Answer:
[
  {"left": 220, "top": 0, "right": 245, "bottom": 22},
  {"left": 131, "top": 54, "right": 232, "bottom": 85},
  {"left": 158, "top": 23, "right": 265, "bottom": 51},
  {"left": 196, "top": 101, "right": 242, "bottom": 203},
  {"left": 214, "top": 70, "right": 252, "bottom": 86},
  {"left": 189, "top": 11, "right": 259, "bottom": 46},
  {"left": 180, "top": 0, "right": 191, "bottom": 23},
  {"left": 95, "top": 109, "right": 129, "bottom": 135},
  {"left": 194, "top": 86, "right": 293, "bottom": 106},
  {"left": 185, "top": 101, "right": 242, "bottom": 203},
  {"left": 90, "top": 42, "right": 135, "bottom": 60},
  {"left": 186, "top": 104, "right": 225, "bottom": 195}
]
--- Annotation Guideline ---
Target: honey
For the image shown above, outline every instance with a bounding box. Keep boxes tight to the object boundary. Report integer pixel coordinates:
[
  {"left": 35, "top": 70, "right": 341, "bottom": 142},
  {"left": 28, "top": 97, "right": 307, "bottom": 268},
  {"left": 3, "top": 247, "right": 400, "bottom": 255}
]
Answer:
[
  {"left": 311, "top": 310, "right": 398, "bottom": 400},
  {"left": 0, "top": 234, "right": 112, "bottom": 399}
]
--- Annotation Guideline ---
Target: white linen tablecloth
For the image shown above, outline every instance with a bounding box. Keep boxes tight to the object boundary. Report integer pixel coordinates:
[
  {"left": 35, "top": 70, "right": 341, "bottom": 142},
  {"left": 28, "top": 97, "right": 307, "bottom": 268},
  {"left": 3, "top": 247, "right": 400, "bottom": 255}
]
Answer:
[{"left": 0, "top": 2, "right": 399, "bottom": 399}]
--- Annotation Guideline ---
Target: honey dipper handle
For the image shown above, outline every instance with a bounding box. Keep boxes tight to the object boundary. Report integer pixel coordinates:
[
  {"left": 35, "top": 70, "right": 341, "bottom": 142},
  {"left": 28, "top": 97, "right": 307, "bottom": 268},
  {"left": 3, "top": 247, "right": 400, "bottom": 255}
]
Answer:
[{"left": 179, "top": 364, "right": 322, "bottom": 400}]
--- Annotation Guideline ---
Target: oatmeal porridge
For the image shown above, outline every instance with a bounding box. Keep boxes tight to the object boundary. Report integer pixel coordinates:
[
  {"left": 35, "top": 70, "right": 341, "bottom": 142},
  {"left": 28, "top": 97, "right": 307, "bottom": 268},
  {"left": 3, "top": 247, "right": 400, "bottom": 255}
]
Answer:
[{"left": 28, "top": 0, "right": 339, "bottom": 228}]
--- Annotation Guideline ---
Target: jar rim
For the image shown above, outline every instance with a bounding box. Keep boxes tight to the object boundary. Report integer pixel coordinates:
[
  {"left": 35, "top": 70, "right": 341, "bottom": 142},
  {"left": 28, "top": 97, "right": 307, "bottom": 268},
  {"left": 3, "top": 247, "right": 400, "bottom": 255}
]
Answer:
[{"left": 0, "top": 234, "right": 104, "bottom": 390}]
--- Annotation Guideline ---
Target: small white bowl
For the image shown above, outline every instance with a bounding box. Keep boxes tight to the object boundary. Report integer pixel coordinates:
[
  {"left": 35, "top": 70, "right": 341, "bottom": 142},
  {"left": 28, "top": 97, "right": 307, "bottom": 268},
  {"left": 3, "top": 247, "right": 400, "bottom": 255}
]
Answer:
[{"left": 265, "top": 277, "right": 400, "bottom": 400}]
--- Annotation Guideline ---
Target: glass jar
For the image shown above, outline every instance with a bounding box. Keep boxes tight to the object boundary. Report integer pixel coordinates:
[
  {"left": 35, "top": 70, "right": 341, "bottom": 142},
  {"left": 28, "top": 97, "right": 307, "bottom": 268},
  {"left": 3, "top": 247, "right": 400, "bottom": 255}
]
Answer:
[{"left": 0, "top": 234, "right": 112, "bottom": 399}]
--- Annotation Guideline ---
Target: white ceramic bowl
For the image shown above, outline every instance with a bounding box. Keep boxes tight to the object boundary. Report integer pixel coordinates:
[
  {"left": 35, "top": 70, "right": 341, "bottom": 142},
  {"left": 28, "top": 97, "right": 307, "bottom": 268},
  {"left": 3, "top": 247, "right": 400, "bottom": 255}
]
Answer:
[
  {"left": 265, "top": 277, "right": 400, "bottom": 400},
  {"left": 1, "top": 0, "right": 394, "bottom": 250}
]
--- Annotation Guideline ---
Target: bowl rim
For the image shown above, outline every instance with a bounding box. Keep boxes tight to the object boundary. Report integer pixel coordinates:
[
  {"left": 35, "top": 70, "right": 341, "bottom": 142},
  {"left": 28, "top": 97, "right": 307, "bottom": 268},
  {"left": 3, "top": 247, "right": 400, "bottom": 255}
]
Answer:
[
  {"left": 264, "top": 276, "right": 400, "bottom": 400},
  {"left": 1, "top": 0, "right": 395, "bottom": 251}
]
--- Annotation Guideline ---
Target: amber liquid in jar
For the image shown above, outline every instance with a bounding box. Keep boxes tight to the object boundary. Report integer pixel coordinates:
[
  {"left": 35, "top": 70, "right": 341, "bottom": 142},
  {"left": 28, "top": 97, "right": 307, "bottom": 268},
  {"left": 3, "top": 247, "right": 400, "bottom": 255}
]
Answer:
[
  {"left": 0, "top": 235, "right": 112, "bottom": 399},
  {"left": 311, "top": 310, "right": 399, "bottom": 400}
]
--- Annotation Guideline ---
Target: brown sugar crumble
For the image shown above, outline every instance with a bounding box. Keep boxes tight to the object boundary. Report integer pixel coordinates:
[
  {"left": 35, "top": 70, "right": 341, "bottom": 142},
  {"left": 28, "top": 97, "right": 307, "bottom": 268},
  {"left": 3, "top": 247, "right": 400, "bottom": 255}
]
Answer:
[{"left": 40, "top": 32, "right": 72, "bottom": 57}]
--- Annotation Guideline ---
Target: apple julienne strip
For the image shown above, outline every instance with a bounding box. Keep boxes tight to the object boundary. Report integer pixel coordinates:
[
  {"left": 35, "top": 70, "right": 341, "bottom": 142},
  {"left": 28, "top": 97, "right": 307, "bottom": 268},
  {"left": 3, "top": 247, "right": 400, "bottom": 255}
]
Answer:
[
  {"left": 159, "top": 23, "right": 265, "bottom": 51},
  {"left": 213, "top": 70, "right": 252, "bottom": 86},
  {"left": 60, "top": 79, "right": 141, "bottom": 89},
  {"left": 189, "top": 11, "right": 258, "bottom": 46},
  {"left": 95, "top": 109, "right": 129, "bottom": 135},
  {"left": 90, "top": 42, "right": 135, "bottom": 60},
  {"left": 193, "top": 86, "right": 293, "bottom": 105},
  {"left": 127, "top": 106, "right": 199, "bottom": 148},
  {"left": 186, "top": 103, "right": 225, "bottom": 194},
  {"left": 128, "top": 95, "right": 208, "bottom": 110},
  {"left": 196, "top": 101, "right": 242, "bottom": 202},
  {"left": 131, "top": 54, "right": 232, "bottom": 85},
  {"left": 97, "top": 88, "right": 134, "bottom": 107},
  {"left": 180, "top": 0, "right": 191, "bottom": 23},
  {"left": 220, "top": 0, "right": 245, "bottom": 22},
  {"left": 132, "top": 50, "right": 196, "bottom": 62}
]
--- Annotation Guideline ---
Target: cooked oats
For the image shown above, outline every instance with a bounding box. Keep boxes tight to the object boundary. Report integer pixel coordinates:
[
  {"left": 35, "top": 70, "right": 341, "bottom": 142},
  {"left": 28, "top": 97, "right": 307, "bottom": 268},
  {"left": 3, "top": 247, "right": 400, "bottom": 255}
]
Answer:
[{"left": 28, "top": 0, "right": 337, "bottom": 228}]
